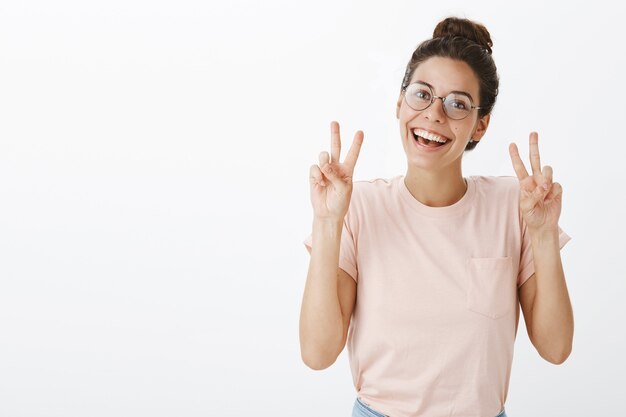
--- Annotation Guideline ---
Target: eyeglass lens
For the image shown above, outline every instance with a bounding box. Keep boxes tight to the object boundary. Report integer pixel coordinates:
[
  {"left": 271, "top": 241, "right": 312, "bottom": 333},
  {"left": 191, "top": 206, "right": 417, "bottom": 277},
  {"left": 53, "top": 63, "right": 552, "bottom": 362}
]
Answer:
[{"left": 405, "top": 83, "right": 473, "bottom": 120}]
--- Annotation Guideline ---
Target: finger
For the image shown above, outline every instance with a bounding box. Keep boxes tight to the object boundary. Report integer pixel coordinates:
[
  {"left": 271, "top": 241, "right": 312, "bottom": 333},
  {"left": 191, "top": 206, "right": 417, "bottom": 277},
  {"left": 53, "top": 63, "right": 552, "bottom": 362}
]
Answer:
[
  {"left": 509, "top": 142, "right": 529, "bottom": 180},
  {"left": 322, "top": 162, "right": 348, "bottom": 191},
  {"left": 541, "top": 165, "right": 553, "bottom": 190},
  {"left": 330, "top": 121, "right": 341, "bottom": 164},
  {"left": 318, "top": 152, "right": 330, "bottom": 186},
  {"left": 319, "top": 151, "right": 330, "bottom": 169},
  {"left": 343, "top": 130, "right": 364, "bottom": 171},
  {"left": 310, "top": 164, "right": 327, "bottom": 187},
  {"left": 309, "top": 164, "right": 322, "bottom": 183},
  {"left": 545, "top": 182, "right": 562, "bottom": 202},
  {"left": 524, "top": 182, "right": 550, "bottom": 212},
  {"left": 529, "top": 132, "right": 541, "bottom": 176}
]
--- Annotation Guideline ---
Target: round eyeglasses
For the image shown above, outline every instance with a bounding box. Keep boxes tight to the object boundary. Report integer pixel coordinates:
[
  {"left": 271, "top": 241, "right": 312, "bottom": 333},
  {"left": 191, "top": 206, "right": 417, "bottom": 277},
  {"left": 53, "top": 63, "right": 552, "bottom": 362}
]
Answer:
[{"left": 401, "top": 82, "right": 483, "bottom": 120}]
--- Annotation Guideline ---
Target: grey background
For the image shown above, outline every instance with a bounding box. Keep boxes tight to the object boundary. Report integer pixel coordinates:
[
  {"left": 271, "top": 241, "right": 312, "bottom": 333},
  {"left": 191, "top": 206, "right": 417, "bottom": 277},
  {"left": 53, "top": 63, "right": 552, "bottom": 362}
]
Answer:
[{"left": 0, "top": 0, "right": 623, "bottom": 415}]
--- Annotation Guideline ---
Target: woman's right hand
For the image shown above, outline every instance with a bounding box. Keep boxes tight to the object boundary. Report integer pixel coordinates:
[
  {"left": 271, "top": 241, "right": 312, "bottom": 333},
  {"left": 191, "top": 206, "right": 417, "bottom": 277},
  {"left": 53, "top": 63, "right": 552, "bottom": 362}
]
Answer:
[{"left": 309, "top": 121, "right": 364, "bottom": 221}]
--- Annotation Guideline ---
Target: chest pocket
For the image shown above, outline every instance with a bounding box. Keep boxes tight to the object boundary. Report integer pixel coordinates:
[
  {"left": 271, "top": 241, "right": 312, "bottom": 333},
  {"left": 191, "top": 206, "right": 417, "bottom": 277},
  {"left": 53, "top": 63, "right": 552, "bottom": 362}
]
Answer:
[{"left": 465, "top": 256, "right": 516, "bottom": 319}]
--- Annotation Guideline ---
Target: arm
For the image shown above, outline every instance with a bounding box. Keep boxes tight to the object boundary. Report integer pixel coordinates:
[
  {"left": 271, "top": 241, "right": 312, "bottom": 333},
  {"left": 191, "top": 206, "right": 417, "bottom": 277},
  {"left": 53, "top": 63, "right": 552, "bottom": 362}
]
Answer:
[
  {"left": 519, "top": 227, "right": 573, "bottom": 364},
  {"left": 299, "top": 218, "right": 346, "bottom": 370},
  {"left": 301, "top": 120, "right": 363, "bottom": 370},
  {"left": 509, "top": 131, "right": 573, "bottom": 365}
]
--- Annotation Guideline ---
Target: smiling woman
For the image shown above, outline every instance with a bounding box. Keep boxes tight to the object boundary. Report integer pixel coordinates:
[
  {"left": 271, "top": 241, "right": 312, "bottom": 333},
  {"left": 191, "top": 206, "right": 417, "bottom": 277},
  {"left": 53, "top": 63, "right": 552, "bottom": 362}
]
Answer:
[{"left": 300, "top": 15, "right": 572, "bottom": 417}]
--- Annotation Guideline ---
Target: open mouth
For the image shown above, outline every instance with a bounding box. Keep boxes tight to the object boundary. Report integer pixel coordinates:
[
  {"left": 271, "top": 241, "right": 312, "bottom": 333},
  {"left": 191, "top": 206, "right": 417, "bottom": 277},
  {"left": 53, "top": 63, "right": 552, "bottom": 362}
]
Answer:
[{"left": 411, "top": 129, "right": 452, "bottom": 148}]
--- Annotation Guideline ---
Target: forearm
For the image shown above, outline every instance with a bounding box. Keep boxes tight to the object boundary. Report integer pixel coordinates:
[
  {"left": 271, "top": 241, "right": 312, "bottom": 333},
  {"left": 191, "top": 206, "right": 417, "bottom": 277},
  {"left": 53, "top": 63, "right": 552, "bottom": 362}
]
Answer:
[
  {"left": 299, "top": 218, "right": 345, "bottom": 370},
  {"left": 528, "top": 227, "right": 574, "bottom": 363}
]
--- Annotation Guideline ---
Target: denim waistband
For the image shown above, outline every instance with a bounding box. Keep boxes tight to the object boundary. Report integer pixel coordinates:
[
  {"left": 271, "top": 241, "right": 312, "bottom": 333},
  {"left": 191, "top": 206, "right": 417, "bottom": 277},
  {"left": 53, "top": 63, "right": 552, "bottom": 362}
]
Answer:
[{"left": 352, "top": 397, "right": 508, "bottom": 417}]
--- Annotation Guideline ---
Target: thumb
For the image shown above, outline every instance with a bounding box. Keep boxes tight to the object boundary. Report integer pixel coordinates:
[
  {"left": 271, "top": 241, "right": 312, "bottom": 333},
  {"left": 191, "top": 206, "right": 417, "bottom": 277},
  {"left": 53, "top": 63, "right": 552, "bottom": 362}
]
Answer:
[
  {"left": 528, "top": 182, "right": 549, "bottom": 207},
  {"left": 322, "top": 163, "right": 346, "bottom": 188}
]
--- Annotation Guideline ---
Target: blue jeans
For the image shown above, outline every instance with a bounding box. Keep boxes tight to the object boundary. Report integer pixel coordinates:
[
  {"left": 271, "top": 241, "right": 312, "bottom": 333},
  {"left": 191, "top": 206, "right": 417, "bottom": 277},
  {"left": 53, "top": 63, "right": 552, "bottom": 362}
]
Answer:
[{"left": 351, "top": 396, "right": 508, "bottom": 417}]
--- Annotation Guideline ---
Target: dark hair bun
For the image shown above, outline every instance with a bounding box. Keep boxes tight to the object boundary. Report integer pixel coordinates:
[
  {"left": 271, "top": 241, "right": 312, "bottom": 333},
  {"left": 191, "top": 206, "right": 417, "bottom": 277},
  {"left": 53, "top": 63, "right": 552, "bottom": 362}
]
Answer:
[{"left": 433, "top": 17, "right": 493, "bottom": 54}]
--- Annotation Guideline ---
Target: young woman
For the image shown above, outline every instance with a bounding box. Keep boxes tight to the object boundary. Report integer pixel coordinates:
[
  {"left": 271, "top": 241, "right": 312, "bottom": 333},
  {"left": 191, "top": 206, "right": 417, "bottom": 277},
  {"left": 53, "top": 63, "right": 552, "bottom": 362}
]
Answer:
[{"left": 299, "top": 16, "right": 573, "bottom": 417}]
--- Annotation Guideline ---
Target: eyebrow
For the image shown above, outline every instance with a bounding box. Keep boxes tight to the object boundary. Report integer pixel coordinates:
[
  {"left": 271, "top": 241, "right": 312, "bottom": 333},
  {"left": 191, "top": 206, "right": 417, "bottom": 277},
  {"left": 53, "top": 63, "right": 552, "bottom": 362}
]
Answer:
[{"left": 416, "top": 80, "right": 475, "bottom": 102}]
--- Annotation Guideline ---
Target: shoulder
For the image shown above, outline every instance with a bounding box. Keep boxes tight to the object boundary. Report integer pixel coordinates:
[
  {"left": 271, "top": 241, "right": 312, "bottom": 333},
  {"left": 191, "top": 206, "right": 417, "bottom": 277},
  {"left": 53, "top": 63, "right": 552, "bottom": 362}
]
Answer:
[
  {"left": 470, "top": 174, "right": 518, "bottom": 188},
  {"left": 471, "top": 175, "right": 523, "bottom": 226},
  {"left": 471, "top": 175, "right": 520, "bottom": 199},
  {"left": 352, "top": 175, "right": 398, "bottom": 197},
  {"left": 349, "top": 175, "right": 399, "bottom": 213}
]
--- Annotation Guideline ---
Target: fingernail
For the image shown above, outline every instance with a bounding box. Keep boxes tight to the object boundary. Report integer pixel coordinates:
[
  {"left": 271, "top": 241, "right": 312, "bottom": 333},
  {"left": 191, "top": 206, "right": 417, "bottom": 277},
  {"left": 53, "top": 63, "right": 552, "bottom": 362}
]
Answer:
[{"left": 543, "top": 182, "right": 549, "bottom": 190}]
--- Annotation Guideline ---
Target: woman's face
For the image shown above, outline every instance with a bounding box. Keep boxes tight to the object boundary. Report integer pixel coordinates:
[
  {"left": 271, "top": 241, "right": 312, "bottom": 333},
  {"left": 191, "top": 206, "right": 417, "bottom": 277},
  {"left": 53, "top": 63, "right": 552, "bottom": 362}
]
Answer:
[{"left": 396, "top": 56, "right": 490, "bottom": 169}]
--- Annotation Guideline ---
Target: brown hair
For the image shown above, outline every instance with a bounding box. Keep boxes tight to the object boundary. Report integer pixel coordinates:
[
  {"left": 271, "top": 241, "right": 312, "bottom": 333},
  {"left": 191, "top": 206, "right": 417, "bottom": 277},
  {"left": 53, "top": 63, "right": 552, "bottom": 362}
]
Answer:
[{"left": 401, "top": 17, "right": 499, "bottom": 151}]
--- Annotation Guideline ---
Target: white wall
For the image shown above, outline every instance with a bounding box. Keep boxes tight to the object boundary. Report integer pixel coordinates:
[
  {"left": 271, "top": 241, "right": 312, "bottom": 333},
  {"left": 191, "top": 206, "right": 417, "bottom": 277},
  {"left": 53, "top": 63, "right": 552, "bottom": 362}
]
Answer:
[{"left": 0, "top": 0, "right": 623, "bottom": 415}]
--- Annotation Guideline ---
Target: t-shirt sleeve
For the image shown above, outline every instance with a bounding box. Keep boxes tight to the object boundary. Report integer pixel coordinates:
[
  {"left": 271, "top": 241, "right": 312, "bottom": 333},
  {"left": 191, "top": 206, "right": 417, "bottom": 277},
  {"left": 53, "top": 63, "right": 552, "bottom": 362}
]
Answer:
[
  {"left": 302, "top": 216, "right": 358, "bottom": 283},
  {"left": 518, "top": 217, "right": 572, "bottom": 288}
]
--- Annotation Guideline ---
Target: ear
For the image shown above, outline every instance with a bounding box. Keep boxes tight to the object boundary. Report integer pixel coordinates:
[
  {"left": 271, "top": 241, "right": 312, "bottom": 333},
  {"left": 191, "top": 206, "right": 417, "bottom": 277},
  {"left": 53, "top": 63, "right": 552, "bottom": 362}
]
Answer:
[
  {"left": 471, "top": 113, "right": 491, "bottom": 142},
  {"left": 396, "top": 93, "right": 403, "bottom": 119}
]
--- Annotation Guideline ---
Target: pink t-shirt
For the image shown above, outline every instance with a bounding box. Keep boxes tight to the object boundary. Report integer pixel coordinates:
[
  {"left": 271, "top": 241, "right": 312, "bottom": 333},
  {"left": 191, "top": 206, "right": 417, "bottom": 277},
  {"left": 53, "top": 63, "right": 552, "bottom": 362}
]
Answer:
[{"left": 303, "top": 174, "right": 571, "bottom": 417}]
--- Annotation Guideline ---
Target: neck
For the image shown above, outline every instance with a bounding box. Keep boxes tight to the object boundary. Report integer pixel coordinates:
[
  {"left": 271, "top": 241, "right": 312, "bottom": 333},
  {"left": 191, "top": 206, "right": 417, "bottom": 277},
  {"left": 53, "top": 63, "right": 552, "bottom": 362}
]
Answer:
[{"left": 403, "top": 165, "right": 467, "bottom": 207}]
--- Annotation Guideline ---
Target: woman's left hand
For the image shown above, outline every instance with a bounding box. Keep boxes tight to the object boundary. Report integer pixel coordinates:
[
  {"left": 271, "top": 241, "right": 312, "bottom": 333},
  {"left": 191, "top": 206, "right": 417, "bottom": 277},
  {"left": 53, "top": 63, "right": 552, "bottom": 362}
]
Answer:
[{"left": 509, "top": 131, "right": 563, "bottom": 232}]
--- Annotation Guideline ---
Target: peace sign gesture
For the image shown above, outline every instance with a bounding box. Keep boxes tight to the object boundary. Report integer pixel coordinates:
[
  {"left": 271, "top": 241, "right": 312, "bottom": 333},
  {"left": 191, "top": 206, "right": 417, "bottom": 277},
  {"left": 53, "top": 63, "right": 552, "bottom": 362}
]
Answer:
[
  {"left": 309, "top": 121, "right": 364, "bottom": 221},
  {"left": 509, "top": 132, "right": 563, "bottom": 232}
]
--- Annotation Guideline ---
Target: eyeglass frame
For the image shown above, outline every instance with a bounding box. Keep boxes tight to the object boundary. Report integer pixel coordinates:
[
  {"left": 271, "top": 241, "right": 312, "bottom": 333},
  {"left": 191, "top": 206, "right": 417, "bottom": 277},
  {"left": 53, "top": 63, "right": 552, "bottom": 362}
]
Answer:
[{"left": 401, "top": 81, "right": 483, "bottom": 120}]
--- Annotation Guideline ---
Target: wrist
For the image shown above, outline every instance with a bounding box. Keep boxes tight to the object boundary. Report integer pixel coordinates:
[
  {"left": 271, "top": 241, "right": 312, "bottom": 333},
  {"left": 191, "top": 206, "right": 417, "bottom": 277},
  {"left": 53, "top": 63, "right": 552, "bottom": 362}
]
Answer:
[
  {"left": 313, "top": 216, "right": 344, "bottom": 232},
  {"left": 528, "top": 226, "right": 559, "bottom": 248}
]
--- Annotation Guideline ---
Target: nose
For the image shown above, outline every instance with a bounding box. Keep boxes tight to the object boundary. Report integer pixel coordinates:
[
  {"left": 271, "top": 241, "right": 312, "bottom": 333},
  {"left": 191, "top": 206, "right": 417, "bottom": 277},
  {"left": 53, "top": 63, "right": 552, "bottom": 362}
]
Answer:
[{"left": 423, "top": 96, "right": 447, "bottom": 123}]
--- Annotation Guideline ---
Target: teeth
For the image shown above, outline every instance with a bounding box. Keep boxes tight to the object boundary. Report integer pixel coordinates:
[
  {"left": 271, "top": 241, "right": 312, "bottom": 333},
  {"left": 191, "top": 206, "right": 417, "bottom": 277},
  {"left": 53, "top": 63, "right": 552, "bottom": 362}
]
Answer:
[{"left": 412, "top": 129, "right": 449, "bottom": 143}]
